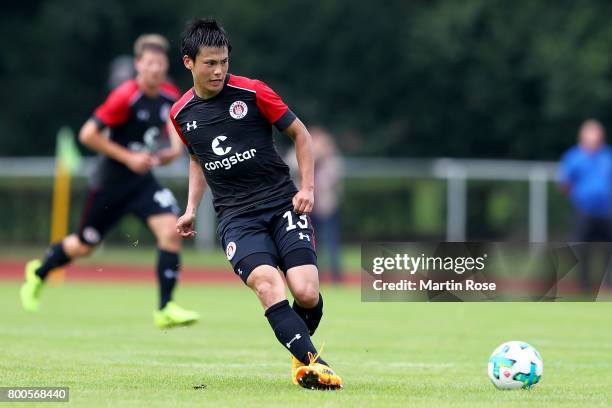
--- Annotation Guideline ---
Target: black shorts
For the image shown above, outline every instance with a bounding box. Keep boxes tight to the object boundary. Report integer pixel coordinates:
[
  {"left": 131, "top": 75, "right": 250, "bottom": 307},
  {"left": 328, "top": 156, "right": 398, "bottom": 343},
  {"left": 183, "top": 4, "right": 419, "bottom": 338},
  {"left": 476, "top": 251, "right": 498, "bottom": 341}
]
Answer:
[
  {"left": 217, "top": 197, "right": 317, "bottom": 283},
  {"left": 78, "top": 176, "right": 179, "bottom": 245}
]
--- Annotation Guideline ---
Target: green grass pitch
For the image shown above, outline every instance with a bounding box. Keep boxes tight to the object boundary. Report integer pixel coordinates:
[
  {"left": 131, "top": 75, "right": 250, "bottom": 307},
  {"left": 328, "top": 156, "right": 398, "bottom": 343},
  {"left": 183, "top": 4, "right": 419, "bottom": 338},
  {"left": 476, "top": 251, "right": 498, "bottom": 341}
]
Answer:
[{"left": 1, "top": 282, "right": 611, "bottom": 407}]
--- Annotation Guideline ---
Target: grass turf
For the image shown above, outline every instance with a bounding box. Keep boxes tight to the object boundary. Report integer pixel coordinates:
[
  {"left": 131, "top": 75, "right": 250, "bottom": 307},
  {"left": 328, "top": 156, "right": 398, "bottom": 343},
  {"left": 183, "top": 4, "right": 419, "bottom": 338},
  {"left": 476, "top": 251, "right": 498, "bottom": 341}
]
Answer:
[{"left": 1, "top": 283, "right": 611, "bottom": 407}]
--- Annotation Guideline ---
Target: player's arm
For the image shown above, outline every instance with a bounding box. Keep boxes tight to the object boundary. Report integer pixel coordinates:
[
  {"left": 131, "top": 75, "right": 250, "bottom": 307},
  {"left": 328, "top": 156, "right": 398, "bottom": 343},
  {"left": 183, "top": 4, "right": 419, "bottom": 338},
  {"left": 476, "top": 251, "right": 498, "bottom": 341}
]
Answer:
[
  {"left": 79, "top": 119, "right": 157, "bottom": 174},
  {"left": 557, "top": 152, "right": 574, "bottom": 195},
  {"left": 284, "top": 118, "right": 315, "bottom": 214},
  {"left": 252, "top": 79, "right": 314, "bottom": 213},
  {"left": 176, "top": 154, "right": 208, "bottom": 238},
  {"left": 83, "top": 84, "right": 158, "bottom": 174},
  {"left": 155, "top": 120, "right": 185, "bottom": 166}
]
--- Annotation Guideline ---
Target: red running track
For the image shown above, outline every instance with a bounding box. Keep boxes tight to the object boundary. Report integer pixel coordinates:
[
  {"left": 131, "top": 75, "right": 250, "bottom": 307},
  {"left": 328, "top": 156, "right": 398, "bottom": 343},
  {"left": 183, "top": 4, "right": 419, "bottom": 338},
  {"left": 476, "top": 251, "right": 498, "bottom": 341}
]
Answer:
[{"left": 0, "top": 261, "right": 359, "bottom": 285}]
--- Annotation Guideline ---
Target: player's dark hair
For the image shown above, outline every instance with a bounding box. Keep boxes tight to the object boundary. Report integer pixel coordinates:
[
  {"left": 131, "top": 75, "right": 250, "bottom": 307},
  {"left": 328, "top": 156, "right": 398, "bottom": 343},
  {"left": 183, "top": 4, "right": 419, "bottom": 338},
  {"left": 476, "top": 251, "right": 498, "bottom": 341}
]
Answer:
[{"left": 181, "top": 18, "right": 232, "bottom": 60}]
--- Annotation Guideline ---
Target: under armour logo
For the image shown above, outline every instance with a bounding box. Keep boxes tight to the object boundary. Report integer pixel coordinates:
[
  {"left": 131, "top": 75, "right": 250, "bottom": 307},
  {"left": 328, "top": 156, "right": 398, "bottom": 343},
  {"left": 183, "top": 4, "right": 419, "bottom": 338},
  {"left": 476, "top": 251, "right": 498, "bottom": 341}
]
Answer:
[
  {"left": 186, "top": 121, "right": 197, "bottom": 132},
  {"left": 238, "top": 268, "right": 243, "bottom": 275},
  {"left": 299, "top": 232, "right": 310, "bottom": 241},
  {"left": 286, "top": 333, "right": 302, "bottom": 349}
]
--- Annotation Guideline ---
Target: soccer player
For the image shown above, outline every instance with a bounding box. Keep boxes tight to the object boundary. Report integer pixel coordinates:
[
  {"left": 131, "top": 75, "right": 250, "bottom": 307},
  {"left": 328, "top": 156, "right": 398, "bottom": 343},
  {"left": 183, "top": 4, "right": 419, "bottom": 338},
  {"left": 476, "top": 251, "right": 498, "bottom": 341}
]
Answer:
[
  {"left": 558, "top": 119, "right": 612, "bottom": 292},
  {"left": 20, "top": 34, "right": 200, "bottom": 329},
  {"left": 172, "top": 19, "right": 342, "bottom": 390}
]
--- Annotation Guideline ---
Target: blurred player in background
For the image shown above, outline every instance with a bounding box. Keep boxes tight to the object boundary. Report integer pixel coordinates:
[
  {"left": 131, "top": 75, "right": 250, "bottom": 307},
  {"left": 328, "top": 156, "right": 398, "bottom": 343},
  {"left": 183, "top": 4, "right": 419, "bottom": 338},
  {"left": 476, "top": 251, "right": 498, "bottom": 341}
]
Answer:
[
  {"left": 558, "top": 119, "right": 612, "bottom": 292},
  {"left": 286, "top": 126, "right": 344, "bottom": 283},
  {"left": 20, "top": 34, "right": 200, "bottom": 329},
  {"left": 172, "top": 18, "right": 342, "bottom": 390}
]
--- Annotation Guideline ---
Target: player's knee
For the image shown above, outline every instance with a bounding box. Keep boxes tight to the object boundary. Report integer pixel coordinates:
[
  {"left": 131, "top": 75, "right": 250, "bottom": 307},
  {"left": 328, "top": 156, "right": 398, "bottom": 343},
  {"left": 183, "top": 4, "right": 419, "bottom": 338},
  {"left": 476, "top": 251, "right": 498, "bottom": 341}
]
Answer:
[
  {"left": 252, "top": 279, "right": 276, "bottom": 301},
  {"left": 156, "top": 229, "right": 181, "bottom": 252},
  {"left": 292, "top": 281, "right": 319, "bottom": 308},
  {"left": 76, "top": 241, "right": 95, "bottom": 257},
  {"left": 64, "top": 234, "right": 95, "bottom": 258},
  {"left": 249, "top": 273, "right": 285, "bottom": 306}
]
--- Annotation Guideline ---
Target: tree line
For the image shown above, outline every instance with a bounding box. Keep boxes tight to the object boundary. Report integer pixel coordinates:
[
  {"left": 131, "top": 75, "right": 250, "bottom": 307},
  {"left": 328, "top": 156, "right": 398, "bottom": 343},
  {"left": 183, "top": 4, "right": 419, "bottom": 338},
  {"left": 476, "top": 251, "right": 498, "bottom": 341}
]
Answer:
[{"left": 2, "top": 0, "right": 612, "bottom": 159}]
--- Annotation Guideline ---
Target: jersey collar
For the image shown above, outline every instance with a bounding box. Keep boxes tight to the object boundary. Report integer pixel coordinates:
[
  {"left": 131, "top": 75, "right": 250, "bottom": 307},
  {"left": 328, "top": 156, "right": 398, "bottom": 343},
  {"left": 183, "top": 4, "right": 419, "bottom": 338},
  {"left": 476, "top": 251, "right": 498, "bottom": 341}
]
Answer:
[{"left": 192, "top": 74, "right": 231, "bottom": 102}]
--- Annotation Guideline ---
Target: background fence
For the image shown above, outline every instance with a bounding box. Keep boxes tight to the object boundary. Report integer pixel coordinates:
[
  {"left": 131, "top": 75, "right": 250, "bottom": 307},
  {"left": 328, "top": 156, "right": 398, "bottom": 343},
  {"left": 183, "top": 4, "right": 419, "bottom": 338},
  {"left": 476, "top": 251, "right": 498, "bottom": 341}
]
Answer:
[{"left": 0, "top": 156, "right": 571, "bottom": 247}]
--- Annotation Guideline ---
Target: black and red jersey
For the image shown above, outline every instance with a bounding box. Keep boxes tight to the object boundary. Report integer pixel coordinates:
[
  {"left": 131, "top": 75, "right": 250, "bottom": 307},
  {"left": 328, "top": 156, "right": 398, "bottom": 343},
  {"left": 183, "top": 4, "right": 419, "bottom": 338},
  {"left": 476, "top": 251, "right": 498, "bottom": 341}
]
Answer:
[
  {"left": 89, "top": 79, "right": 180, "bottom": 188},
  {"left": 170, "top": 74, "right": 298, "bottom": 220}
]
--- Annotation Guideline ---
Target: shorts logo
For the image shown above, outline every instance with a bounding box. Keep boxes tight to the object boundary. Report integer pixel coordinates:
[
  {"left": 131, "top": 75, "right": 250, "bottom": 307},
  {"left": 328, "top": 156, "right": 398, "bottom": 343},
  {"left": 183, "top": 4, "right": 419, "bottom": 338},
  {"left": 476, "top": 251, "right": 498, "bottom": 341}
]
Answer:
[
  {"left": 229, "top": 101, "right": 248, "bottom": 119},
  {"left": 226, "top": 242, "right": 237, "bottom": 260},
  {"left": 82, "top": 227, "right": 101, "bottom": 244},
  {"left": 154, "top": 189, "right": 179, "bottom": 214},
  {"left": 212, "top": 136, "right": 232, "bottom": 156}
]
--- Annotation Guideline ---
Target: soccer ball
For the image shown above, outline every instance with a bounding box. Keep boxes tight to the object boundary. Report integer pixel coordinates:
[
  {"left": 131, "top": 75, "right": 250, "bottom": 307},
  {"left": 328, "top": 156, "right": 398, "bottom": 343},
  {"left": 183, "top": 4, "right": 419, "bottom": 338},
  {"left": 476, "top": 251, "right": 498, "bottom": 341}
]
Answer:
[{"left": 487, "top": 341, "right": 543, "bottom": 390}]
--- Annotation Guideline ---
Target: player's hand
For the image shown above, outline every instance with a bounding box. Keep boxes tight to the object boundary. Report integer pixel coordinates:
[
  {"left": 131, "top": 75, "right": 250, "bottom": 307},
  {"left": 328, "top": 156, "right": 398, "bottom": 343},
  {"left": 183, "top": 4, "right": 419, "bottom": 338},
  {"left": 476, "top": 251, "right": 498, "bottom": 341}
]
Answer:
[
  {"left": 293, "top": 189, "right": 314, "bottom": 214},
  {"left": 176, "top": 212, "right": 197, "bottom": 238},
  {"left": 155, "top": 148, "right": 180, "bottom": 166},
  {"left": 125, "top": 152, "right": 158, "bottom": 174}
]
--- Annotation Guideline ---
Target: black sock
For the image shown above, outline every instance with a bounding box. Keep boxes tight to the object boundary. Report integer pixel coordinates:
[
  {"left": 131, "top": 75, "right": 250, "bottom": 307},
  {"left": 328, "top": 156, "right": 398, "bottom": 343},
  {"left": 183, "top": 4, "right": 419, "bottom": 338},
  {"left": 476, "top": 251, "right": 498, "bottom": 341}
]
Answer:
[
  {"left": 293, "top": 294, "right": 323, "bottom": 336},
  {"left": 265, "top": 300, "right": 327, "bottom": 365},
  {"left": 36, "top": 242, "right": 71, "bottom": 280},
  {"left": 157, "top": 249, "right": 180, "bottom": 309}
]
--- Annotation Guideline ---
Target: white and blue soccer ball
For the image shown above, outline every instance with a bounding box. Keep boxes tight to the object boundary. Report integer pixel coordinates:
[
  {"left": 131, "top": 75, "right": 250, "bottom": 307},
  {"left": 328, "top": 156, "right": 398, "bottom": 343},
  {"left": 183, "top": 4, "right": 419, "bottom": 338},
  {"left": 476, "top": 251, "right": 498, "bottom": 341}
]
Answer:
[{"left": 487, "top": 341, "right": 543, "bottom": 390}]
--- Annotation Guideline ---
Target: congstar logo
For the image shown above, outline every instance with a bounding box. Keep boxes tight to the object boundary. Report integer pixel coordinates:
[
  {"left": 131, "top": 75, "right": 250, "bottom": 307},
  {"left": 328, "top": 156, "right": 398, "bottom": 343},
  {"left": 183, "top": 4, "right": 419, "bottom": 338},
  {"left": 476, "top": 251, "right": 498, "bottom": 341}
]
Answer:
[
  {"left": 211, "top": 136, "right": 232, "bottom": 156},
  {"left": 204, "top": 135, "right": 257, "bottom": 171}
]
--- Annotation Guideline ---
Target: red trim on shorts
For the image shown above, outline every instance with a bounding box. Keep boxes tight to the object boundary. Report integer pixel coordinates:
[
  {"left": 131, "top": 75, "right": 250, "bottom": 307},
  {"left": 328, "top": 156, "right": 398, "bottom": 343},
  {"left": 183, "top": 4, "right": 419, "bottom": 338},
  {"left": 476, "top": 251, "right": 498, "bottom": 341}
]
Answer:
[
  {"left": 308, "top": 214, "right": 316, "bottom": 250},
  {"left": 79, "top": 189, "right": 98, "bottom": 231}
]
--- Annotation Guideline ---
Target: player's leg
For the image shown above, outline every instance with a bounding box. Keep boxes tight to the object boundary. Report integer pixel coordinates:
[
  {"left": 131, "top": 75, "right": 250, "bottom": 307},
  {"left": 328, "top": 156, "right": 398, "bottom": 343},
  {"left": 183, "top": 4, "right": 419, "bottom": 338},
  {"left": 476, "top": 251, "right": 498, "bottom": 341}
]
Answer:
[
  {"left": 270, "top": 206, "right": 342, "bottom": 389},
  {"left": 20, "top": 188, "right": 111, "bottom": 312},
  {"left": 32, "top": 234, "right": 95, "bottom": 280},
  {"left": 137, "top": 182, "right": 199, "bottom": 328},
  {"left": 271, "top": 208, "right": 324, "bottom": 335},
  {"left": 147, "top": 213, "right": 182, "bottom": 309},
  {"left": 573, "top": 213, "right": 594, "bottom": 293},
  {"left": 317, "top": 212, "right": 343, "bottom": 283},
  {"left": 220, "top": 214, "right": 330, "bottom": 375},
  {"left": 21, "top": 235, "right": 96, "bottom": 312},
  {"left": 282, "top": 257, "right": 336, "bottom": 389},
  {"left": 285, "top": 262, "right": 323, "bottom": 336},
  {"left": 243, "top": 262, "right": 328, "bottom": 368}
]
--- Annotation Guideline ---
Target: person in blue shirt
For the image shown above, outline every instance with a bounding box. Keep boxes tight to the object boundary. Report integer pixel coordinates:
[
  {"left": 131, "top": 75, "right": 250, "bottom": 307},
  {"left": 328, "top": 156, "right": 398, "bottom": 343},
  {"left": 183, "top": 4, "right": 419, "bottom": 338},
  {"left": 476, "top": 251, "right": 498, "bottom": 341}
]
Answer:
[{"left": 558, "top": 119, "right": 612, "bottom": 292}]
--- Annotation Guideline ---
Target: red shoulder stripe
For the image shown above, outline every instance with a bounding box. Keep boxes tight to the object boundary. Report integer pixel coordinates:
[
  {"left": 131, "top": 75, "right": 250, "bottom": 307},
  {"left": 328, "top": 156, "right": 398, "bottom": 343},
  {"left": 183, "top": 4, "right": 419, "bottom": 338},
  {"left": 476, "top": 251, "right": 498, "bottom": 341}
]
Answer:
[
  {"left": 228, "top": 74, "right": 289, "bottom": 124},
  {"left": 160, "top": 82, "right": 181, "bottom": 101},
  {"left": 169, "top": 89, "right": 195, "bottom": 147},
  {"left": 170, "top": 89, "right": 195, "bottom": 119},
  {"left": 93, "top": 79, "right": 139, "bottom": 127},
  {"left": 227, "top": 74, "right": 258, "bottom": 93}
]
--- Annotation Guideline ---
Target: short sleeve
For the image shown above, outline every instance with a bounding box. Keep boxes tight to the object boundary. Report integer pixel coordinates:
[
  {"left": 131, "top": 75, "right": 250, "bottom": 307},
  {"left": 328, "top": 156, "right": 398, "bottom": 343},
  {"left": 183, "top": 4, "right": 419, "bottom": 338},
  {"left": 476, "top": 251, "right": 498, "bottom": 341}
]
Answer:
[
  {"left": 170, "top": 116, "right": 194, "bottom": 155},
  {"left": 254, "top": 81, "right": 296, "bottom": 131},
  {"left": 93, "top": 86, "right": 131, "bottom": 128}
]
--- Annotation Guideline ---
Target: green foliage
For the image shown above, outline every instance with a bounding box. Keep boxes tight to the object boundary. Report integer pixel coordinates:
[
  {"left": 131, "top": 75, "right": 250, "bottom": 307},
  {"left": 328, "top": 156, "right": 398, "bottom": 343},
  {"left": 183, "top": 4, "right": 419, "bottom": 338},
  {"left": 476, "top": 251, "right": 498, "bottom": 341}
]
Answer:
[{"left": 3, "top": 1, "right": 612, "bottom": 158}]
